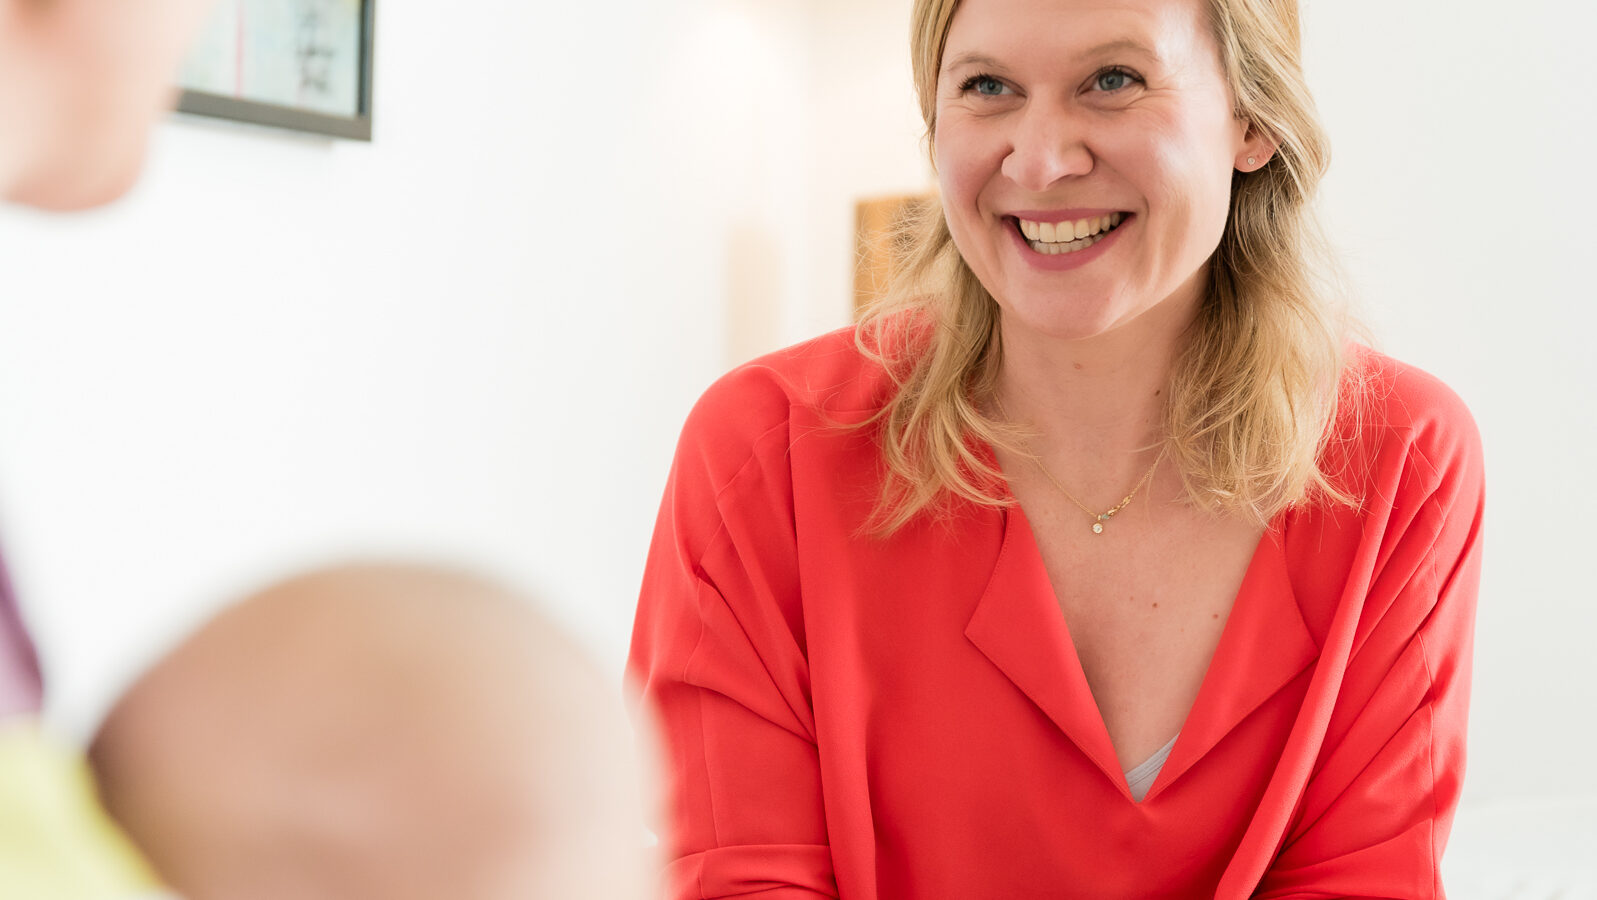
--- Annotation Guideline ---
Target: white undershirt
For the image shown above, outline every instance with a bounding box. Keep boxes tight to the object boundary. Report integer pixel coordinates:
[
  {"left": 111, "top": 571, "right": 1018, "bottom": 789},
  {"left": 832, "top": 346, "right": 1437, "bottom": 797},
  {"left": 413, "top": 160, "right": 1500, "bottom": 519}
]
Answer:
[{"left": 1124, "top": 734, "right": 1179, "bottom": 802}]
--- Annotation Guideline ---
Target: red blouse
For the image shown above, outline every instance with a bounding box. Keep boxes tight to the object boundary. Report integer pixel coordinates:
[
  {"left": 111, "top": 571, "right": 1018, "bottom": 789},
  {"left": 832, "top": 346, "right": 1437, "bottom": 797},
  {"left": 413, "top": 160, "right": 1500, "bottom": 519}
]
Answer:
[{"left": 629, "top": 328, "right": 1484, "bottom": 899}]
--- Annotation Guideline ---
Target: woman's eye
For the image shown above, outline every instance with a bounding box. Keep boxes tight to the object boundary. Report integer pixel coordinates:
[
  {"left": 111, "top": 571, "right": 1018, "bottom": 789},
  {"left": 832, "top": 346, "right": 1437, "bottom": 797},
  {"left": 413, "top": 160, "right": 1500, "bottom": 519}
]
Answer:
[
  {"left": 960, "top": 75, "right": 1009, "bottom": 97},
  {"left": 1093, "top": 68, "right": 1140, "bottom": 92}
]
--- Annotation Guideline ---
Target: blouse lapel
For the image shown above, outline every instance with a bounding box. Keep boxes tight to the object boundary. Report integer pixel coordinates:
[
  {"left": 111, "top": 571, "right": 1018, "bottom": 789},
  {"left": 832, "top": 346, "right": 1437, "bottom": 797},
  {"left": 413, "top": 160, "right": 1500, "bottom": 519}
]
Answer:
[
  {"left": 963, "top": 508, "right": 1319, "bottom": 802},
  {"left": 1143, "top": 531, "right": 1318, "bottom": 800},
  {"left": 964, "top": 506, "right": 1126, "bottom": 790}
]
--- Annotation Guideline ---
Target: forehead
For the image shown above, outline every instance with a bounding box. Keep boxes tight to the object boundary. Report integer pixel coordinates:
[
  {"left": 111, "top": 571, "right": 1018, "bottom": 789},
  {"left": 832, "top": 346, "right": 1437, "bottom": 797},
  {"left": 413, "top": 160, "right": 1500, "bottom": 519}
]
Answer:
[{"left": 941, "top": 0, "right": 1215, "bottom": 72}]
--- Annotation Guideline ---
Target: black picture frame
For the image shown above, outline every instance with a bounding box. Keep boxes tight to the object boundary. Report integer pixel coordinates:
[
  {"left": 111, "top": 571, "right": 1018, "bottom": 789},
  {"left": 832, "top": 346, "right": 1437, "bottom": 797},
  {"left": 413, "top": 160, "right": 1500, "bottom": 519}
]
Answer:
[{"left": 175, "top": 0, "right": 376, "bottom": 141}]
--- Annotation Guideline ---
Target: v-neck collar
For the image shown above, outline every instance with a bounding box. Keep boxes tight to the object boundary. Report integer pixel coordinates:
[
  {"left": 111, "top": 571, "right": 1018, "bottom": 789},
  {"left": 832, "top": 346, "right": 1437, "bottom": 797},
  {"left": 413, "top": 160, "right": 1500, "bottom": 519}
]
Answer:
[{"left": 963, "top": 504, "right": 1318, "bottom": 802}]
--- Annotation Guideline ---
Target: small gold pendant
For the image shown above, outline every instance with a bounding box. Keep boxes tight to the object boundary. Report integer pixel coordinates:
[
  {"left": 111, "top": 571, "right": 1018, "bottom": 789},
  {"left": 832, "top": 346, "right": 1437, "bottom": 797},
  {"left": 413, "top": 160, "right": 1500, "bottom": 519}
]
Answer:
[{"left": 1092, "top": 522, "right": 1104, "bottom": 534}]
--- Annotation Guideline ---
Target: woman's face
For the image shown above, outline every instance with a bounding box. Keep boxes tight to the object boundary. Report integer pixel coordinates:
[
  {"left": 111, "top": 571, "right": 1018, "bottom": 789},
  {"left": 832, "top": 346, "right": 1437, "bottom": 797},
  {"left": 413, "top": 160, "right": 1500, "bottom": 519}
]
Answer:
[{"left": 934, "top": 0, "right": 1271, "bottom": 343}]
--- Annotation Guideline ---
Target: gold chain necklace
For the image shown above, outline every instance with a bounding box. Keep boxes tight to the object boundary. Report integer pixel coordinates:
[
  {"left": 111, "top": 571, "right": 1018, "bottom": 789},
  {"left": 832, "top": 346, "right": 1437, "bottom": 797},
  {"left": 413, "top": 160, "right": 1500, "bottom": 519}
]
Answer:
[
  {"left": 1032, "top": 451, "right": 1161, "bottom": 534},
  {"left": 997, "top": 398, "right": 1163, "bottom": 535}
]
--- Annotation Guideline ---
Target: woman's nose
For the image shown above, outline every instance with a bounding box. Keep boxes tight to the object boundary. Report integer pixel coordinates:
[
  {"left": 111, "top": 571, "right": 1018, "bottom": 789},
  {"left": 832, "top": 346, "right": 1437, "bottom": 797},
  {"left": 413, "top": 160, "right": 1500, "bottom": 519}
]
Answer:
[{"left": 1000, "top": 105, "right": 1094, "bottom": 192}]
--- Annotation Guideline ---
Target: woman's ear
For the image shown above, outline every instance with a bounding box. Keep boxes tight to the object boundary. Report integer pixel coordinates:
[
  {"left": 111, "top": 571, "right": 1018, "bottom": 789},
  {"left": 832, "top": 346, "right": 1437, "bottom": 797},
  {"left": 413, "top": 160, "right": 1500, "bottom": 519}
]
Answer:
[{"left": 1236, "top": 123, "right": 1278, "bottom": 172}]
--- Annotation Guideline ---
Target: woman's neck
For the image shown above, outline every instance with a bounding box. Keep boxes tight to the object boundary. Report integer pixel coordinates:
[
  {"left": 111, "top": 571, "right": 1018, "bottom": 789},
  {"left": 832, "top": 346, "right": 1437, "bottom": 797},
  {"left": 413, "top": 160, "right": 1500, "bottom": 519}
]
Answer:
[{"left": 993, "top": 295, "right": 1196, "bottom": 462}]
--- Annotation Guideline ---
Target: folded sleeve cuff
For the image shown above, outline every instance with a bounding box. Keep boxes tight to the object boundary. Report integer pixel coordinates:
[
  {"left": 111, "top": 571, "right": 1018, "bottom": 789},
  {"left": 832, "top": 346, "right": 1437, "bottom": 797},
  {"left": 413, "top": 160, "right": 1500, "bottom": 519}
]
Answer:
[{"left": 666, "top": 844, "right": 837, "bottom": 899}]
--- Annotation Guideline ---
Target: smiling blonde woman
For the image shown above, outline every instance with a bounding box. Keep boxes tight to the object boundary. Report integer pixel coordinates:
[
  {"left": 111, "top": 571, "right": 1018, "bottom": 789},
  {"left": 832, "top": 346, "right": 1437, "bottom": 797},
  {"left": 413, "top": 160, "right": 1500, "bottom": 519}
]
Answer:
[{"left": 629, "top": 0, "right": 1483, "bottom": 896}]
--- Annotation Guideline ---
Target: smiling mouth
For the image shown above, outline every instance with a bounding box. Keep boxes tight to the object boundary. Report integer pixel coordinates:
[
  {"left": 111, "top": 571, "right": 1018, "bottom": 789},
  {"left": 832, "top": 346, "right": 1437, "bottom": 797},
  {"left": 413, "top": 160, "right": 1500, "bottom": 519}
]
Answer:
[{"left": 1012, "top": 213, "right": 1127, "bottom": 255}]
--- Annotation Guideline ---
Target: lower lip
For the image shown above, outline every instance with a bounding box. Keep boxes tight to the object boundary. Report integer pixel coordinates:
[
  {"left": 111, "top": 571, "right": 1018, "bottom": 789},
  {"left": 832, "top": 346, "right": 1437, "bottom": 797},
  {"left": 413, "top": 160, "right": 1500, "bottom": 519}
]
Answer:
[{"left": 1007, "top": 215, "right": 1131, "bottom": 271}]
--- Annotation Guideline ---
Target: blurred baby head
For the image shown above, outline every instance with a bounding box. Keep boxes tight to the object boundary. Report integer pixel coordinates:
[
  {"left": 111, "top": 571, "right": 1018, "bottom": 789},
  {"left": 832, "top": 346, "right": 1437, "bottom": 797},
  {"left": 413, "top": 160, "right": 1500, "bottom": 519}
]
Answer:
[
  {"left": 0, "top": 0, "right": 213, "bottom": 209},
  {"left": 90, "top": 563, "right": 659, "bottom": 900}
]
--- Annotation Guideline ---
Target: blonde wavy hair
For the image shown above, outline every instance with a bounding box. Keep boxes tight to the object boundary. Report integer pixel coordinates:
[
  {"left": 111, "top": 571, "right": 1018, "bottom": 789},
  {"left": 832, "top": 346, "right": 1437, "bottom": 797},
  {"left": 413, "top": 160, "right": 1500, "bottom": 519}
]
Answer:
[{"left": 857, "top": 0, "right": 1360, "bottom": 534}]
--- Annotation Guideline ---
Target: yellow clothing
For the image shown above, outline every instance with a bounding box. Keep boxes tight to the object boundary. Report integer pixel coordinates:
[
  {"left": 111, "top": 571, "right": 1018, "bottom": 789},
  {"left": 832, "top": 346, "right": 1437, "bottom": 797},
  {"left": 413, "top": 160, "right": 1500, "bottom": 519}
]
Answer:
[{"left": 0, "top": 720, "right": 164, "bottom": 899}]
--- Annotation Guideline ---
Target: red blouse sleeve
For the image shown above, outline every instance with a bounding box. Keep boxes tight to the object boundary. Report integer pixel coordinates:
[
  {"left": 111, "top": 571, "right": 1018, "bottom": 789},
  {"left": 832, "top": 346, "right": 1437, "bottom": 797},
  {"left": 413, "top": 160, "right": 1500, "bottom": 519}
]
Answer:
[
  {"left": 628, "top": 370, "right": 839, "bottom": 899},
  {"left": 1253, "top": 369, "right": 1485, "bottom": 899}
]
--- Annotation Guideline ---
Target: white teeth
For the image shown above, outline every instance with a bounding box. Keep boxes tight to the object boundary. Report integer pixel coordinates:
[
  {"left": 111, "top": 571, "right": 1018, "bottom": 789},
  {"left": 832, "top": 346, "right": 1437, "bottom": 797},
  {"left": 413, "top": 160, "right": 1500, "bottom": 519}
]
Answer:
[
  {"left": 1017, "top": 212, "right": 1125, "bottom": 255},
  {"left": 1026, "top": 230, "right": 1105, "bottom": 255}
]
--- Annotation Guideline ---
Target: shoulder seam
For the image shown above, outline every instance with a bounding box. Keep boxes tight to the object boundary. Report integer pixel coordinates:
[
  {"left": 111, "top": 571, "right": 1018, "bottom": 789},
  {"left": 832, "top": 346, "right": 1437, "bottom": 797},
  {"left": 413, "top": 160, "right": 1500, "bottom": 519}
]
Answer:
[
  {"left": 679, "top": 411, "right": 796, "bottom": 581},
  {"left": 709, "top": 414, "right": 794, "bottom": 525}
]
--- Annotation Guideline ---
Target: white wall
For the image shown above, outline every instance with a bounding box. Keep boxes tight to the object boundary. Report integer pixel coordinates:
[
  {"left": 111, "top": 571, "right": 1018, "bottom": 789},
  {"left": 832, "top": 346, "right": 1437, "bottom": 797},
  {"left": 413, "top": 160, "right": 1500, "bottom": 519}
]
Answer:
[
  {"left": 0, "top": 0, "right": 730, "bottom": 737},
  {"left": 0, "top": 0, "right": 1590, "bottom": 824}
]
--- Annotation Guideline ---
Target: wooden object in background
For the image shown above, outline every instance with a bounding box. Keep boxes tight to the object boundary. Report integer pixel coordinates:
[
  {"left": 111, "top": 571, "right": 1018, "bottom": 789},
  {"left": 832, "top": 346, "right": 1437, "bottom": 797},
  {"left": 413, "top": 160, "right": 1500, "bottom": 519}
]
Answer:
[{"left": 853, "top": 193, "right": 934, "bottom": 317}]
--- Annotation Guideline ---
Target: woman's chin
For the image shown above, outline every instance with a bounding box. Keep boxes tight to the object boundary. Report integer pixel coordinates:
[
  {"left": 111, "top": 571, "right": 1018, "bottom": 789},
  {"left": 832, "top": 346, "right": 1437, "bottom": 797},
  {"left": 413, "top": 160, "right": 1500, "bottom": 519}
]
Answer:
[{"left": 996, "top": 301, "right": 1139, "bottom": 346}]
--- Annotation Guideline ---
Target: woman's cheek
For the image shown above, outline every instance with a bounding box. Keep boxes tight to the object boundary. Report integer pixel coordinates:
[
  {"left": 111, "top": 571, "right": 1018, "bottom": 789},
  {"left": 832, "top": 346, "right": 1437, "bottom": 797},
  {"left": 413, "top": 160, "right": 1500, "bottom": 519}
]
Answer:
[{"left": 936, "top": 124, "right": 998, "bottom": 210}]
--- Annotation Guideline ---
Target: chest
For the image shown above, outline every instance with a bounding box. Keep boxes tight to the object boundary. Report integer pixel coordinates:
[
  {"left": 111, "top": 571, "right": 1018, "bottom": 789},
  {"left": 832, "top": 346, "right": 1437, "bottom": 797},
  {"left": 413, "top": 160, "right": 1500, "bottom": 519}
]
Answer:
[{"left": 1009, "top": 475, "right": 1266, "bottom": 768}]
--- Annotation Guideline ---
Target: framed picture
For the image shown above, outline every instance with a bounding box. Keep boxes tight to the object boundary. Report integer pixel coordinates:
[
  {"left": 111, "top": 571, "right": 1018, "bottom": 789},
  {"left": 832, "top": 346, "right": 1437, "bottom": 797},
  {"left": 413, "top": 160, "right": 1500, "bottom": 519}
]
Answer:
[{"left": 175, "top": 0, "right": 376, "bottom": 141}]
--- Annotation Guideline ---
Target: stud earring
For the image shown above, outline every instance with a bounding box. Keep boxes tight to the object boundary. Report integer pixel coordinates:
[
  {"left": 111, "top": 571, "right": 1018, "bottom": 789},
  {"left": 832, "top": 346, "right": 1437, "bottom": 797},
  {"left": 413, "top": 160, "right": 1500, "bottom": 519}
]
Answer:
[{"left": 1247, "top": 157, "right": 1257, "bottom": 166}]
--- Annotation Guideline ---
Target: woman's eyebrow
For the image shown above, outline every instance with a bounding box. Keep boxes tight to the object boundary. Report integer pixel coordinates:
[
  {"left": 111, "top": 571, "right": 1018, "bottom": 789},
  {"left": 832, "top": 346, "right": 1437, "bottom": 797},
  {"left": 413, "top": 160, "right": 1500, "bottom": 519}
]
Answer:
[
  {"left": 942, "top": 52, "right": 1005, "bottom": 74},
  {"left": 943, "top": 40, "right": 1162, "bottom": 75},
  {"left": 1083, "top": 39, "right": 1162, "bottom": 62}
]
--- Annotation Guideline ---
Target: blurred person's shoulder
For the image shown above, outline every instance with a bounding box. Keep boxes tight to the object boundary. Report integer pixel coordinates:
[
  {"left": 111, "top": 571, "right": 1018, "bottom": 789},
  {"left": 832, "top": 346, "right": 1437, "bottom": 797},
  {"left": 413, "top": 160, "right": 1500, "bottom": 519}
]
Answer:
[{"left": 0, "top": 720, "right": 165, "bottom": 899}]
